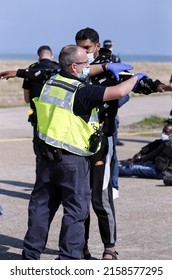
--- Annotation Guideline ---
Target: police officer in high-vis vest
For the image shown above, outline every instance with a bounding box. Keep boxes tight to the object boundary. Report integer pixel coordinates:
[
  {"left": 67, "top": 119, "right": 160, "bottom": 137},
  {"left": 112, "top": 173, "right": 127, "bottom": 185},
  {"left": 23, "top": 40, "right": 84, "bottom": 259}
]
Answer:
[
  {"left": 22, "top": 45, "right": 142, "bottom": 260},
  {"left": 0, "top": 46, "right": 148, "bottom": 260}
]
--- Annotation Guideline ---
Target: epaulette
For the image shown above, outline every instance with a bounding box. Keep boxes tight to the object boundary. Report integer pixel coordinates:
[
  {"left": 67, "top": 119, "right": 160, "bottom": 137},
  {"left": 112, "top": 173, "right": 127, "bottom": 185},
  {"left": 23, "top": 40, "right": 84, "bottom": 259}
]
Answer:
[{"left": 29, "top": 62, "right": 39, "bottom": 69}]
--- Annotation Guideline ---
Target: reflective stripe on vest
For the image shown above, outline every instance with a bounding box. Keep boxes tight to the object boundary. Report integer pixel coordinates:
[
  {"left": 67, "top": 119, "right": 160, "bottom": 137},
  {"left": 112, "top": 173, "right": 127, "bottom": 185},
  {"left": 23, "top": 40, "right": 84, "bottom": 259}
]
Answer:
[
  {"left": 39, "top": 74, "right": 78, "bottom": 110},
  {"left": 34, "top": 74, "right": 100, "bottom": 156}
]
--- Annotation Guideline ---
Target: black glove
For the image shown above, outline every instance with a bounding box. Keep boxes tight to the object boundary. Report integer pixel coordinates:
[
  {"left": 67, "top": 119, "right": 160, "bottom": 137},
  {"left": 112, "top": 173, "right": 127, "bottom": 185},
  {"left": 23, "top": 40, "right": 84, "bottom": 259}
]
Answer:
[{"left": 133, "top": 77, "right": 163, "bottom": 95}]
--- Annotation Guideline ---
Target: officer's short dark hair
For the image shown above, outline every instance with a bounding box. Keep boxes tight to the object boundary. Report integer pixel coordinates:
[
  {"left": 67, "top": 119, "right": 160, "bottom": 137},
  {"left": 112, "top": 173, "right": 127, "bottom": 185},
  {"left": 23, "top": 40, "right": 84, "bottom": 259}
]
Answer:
[
  {"left": 103, "top": 40, "right": 112, "bottom": 49},
  {"left": 75, "top": 27, "right": 99, "bottom": 44},
  {"left": 37, "top": 45, "right": 52, "bottom": 56}
]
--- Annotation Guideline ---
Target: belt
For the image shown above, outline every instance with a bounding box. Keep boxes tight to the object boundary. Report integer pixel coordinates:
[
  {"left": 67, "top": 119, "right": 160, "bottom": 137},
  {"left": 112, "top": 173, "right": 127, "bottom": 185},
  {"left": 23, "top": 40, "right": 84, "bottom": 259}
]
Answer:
[{"left": 61, "top": 149, "right": 73, "bottom": 155}]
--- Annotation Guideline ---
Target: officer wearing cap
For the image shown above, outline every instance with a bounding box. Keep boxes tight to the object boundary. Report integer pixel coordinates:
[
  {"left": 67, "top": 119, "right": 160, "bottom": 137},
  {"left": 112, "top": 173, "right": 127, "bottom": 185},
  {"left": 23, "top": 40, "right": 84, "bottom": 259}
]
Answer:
[{"left": 103, "top": 39, "right": 121, "bottom": 63}]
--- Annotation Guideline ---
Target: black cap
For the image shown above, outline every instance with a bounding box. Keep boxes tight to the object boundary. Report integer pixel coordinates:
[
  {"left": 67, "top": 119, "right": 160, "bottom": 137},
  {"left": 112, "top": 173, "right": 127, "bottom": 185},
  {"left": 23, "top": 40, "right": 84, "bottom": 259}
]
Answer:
[
  {"left": 103, "top": 40, "right": 112, "bottom": 48},
  {"left": 37, "top": 45, "right": 52, "bottom": 56}
]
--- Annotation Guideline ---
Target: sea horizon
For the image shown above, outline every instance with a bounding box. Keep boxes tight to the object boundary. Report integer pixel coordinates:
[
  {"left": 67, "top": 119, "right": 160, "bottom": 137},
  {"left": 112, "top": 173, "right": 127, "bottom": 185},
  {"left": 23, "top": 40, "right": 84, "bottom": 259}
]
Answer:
[{"left": 1, "top": 53, "right": 172, "bottom": 63}]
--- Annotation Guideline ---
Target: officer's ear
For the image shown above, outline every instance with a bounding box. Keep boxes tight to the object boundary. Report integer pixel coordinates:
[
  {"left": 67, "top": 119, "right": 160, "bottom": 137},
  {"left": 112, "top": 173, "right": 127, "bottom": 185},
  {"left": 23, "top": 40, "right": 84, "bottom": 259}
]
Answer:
[
  {"left": 71, "top": 63, "right": 77, "bottom": 70},
  {"left": 96, "top": 42, "right": 101, "bottom": 52},
  {"left": 70, "top": 63, "right": 78, "bottom": 75},
  {"left": 37, "top": 55, "right": 41, "bottom": 62}
]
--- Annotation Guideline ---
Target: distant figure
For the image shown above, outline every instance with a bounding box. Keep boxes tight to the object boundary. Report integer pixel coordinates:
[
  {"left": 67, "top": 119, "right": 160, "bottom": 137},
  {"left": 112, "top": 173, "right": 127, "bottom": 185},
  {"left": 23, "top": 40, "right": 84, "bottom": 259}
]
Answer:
[{"left": 103, "top": 39, "right": 121, "bottom": 63}]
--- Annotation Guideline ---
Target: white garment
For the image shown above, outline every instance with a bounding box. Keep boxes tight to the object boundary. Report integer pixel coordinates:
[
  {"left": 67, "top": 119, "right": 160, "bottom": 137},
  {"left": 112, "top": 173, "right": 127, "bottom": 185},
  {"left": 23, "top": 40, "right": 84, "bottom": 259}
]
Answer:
[{"left": 113, "top": 188, "right": 119, "bottom": 199}]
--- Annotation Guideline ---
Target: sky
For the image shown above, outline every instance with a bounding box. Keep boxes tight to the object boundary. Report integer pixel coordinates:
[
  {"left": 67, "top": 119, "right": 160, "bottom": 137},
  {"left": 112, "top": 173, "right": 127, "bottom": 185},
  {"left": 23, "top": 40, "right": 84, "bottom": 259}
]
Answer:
[{"left": 1, "top": 0, "right": 172, "bottom": 59}]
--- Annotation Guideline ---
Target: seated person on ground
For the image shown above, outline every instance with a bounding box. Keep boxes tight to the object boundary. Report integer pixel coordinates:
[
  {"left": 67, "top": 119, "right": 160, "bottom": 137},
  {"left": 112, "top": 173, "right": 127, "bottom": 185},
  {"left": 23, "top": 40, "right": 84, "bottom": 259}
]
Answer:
[{"left": 118, "top": 122, "right": 172, "bottom": 179}]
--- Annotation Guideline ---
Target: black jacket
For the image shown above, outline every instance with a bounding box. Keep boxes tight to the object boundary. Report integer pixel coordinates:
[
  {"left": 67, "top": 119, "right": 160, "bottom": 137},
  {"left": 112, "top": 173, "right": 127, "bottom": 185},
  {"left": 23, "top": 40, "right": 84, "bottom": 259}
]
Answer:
[
  {"left": 133, "top": 138, "right": 172, "bottom": 173},
  {"left": 22, "top": 59, "right": 59, "bottom": 109},
  {"left": 90, "top": 48, "right": 121, "bottom": 136}
]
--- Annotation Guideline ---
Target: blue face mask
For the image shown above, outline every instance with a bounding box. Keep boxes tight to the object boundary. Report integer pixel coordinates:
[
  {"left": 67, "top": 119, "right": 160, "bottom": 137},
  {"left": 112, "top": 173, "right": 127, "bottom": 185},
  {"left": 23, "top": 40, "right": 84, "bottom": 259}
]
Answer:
[
  {"left": 78, "top": 67, "right": 90, "bottom": 81},
  {"left": 161, "top": 133, "right": 171, "bottom": 141}
]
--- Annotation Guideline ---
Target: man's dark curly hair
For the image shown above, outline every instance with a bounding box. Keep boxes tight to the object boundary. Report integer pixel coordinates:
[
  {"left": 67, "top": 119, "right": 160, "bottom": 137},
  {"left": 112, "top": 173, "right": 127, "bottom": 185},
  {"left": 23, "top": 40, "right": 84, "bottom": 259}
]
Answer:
[{"left": 75, "top": 27, "right": 99, "bottom": 44}]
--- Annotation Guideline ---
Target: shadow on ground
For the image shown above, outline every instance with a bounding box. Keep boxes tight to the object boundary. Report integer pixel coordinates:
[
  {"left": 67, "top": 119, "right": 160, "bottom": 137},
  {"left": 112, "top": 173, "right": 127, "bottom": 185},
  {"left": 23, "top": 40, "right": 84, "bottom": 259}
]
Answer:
[{"left": 0, "top": 234, "right": 58, "bottom": 260}]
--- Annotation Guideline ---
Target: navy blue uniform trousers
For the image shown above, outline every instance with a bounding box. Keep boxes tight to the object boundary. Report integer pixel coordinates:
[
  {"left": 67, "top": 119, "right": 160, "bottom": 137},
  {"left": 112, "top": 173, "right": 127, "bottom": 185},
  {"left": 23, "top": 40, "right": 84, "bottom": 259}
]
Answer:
[{"left": 22, "top": 153, "right": 91, "bottom": 260}]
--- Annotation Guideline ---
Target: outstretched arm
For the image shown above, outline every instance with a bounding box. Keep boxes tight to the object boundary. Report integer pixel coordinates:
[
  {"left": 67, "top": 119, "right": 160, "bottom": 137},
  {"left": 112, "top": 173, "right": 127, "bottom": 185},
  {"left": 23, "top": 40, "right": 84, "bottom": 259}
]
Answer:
[
  {"left": 0, "top": 68, "right": 58, "bottom": 81},
  {"left": 103, "top": 76, "right": 138, "bottom": 101},
  {"left": 134, "top": 76, "right": 172, "bottom": 94},
  {"left": 0, "top": 62, "right": 133, "bottom": 83},
  {"left": 0, "top": 70, "right": 17, "bottom": 79}
]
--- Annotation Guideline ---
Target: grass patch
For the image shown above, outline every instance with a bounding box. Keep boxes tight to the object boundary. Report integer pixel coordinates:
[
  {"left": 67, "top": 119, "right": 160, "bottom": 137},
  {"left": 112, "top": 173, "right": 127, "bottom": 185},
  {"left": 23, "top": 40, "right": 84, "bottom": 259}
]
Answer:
[
  {"left": 136, "top": 115, "right": 166, "bottom": 127},
  {"left": 119, "top": 115, "right": 167, "bottom": 135}
]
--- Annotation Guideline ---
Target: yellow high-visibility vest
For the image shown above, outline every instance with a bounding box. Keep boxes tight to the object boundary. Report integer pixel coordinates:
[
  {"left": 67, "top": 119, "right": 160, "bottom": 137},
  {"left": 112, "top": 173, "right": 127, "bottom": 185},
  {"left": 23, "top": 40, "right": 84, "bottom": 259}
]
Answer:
[{"left": 34, "top": 73, "right": 100, "bottom": 156}]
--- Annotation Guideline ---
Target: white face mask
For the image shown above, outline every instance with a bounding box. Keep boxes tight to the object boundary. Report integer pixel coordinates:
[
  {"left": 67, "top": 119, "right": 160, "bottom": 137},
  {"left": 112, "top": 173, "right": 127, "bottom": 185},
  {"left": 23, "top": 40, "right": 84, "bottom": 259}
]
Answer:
[
  {"left": 161, "top": 133, "right": 171, "bottom": 141},
  {"left": 78, "top": 67, "right": 90, "bottom": 81},
  {"left": 87, "top": 46, "right": 97, "bottom": 64},
  {"left": 87, "top": 53, "right": 95, "bottom": 64}
]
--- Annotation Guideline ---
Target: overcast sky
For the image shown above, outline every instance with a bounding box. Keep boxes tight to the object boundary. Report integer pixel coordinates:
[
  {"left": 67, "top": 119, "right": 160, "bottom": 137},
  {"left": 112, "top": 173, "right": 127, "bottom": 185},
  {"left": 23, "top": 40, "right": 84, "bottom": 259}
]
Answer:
[{"left": 1, "top": 0, "right": 172, "bottom": 58}]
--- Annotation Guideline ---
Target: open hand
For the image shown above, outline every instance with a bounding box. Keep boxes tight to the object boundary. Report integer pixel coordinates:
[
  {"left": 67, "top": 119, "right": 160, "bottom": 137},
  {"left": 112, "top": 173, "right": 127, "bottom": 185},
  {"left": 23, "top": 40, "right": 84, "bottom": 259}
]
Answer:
[
  {"left": 0, "top": 71, "right": 17, "bottom": 80},
  {"left": 157, "top": 84, "right": 172, "bottom": 92}
]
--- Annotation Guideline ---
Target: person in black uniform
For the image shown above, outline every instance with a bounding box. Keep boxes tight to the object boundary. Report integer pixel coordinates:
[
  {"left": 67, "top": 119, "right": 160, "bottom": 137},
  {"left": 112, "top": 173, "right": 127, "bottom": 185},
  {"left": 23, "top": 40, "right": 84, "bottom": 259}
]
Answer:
[
  {"left": 22, "top": 45, "right": 59, "bottom": 109},
  {"left": 103, "top": 39, "right": 121, "bottom": 63},
  {"left": 75, "top": 27, "right": 172, "bottom": 260},
  {"left": 0, "top": 45, "right": 142, "bottom": 260},
  {"left": 22, "top": 45, "right": 60, "bottom": 176}
]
